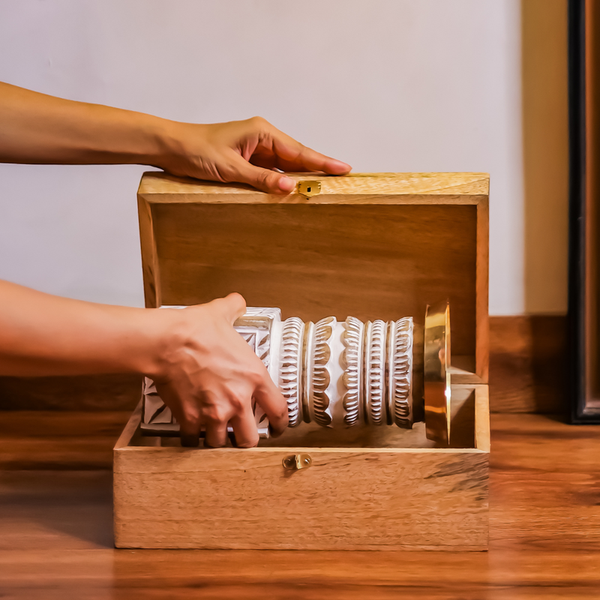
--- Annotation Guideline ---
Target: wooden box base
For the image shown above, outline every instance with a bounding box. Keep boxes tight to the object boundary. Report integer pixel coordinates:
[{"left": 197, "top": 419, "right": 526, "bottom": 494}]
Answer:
[{"left": 113, "top": 383, "right": 489, "bottom": 551}]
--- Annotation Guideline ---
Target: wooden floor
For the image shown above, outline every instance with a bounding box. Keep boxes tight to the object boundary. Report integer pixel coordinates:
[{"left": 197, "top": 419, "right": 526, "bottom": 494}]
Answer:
[{"left": 0, "top": 411, "right": 599, "bottom": 599}]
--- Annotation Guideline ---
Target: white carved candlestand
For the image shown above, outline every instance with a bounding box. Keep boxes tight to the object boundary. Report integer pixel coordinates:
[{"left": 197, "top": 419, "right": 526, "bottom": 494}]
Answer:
[
  {"left": 277, "top": 312, "right": 415, "bottom": 429},
  {"left": 142, "top": 305, "right": 449, "bottom": 442}
]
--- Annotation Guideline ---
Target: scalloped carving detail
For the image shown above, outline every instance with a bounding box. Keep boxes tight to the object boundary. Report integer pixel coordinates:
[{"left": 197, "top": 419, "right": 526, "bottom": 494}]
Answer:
[
  {"left": 143, "top": 307, "right": 418, "bottom": 437},
  {"left": 311, "top": 316, "right": 335, "bottom": 426},
  {"left": 279, "top": 317, "right": 304, "bottom": 427}
]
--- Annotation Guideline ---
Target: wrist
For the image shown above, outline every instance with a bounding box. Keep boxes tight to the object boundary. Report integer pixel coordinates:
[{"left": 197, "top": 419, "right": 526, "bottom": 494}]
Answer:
[
  {"left": 133, "top": 114, "right": 176, "bottom": 169},
  {"left": 148, "top": 118, "right": 183, "bottom": 170},
  {"left": 135, "top": 307, "right": 187, "bottom": 381},
  {"left": 149, "top": 119, "right": 209, "bottom": 175}
]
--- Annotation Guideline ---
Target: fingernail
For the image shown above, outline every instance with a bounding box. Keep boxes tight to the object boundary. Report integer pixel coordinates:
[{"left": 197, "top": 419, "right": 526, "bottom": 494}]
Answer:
[{"left": 278, "top": 177, "right": 295, "bottom": 192}]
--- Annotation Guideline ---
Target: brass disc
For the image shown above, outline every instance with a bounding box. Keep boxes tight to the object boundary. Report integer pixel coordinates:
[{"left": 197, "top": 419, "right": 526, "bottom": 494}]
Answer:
[{"left": 424, "top": 301, "right": 451, "bottom": 445}]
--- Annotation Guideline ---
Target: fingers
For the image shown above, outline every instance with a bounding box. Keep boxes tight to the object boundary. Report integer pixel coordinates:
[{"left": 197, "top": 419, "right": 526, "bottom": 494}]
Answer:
[
  {"left": 179, "top": 415, "right": 201, "bottom": 448},
  {"left": 221, "top": 292, "right": 247, "bottom": 322},
  {"left": 203, "top": 396, "right": 260, "bottom": 448},
  {"left": 273, "top": 140, "right": 352, "bottom": 175},
  {"left": 231, "top": 152, "right": 296, "bottom": 194},
  {"left": 216, "top": 292, "right": 247, "bottom": 324},
  {"left": 204, "top": 419, "right": 229, "bottom": 448},
  {"left": 256, "top": 120, "right": 351, "bottom": 175},
  {"left": 253, "top": 375, "right": 289, "bottom": 437},
  {"left": 201, "top": 397, "right": 233, "bottom": 448},
  {"left": 228, "top": 403, "right": 260, "bottom": 448},
  {"left": 157, "top": 386, "right": 201, "bottom": 447}
]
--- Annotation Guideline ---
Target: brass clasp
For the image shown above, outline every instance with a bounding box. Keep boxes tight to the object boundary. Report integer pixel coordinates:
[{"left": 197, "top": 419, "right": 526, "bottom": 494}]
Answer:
[
  {"left": 297, "top": 181, "right": 321, "bottom": 198},
  {"left": 282, "top": 453, "right": 312, "bottom": 471}
]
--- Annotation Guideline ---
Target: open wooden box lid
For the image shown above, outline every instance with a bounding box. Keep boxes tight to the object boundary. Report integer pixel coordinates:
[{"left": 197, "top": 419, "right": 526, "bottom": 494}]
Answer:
[{"left": 138, "top": 171, "right": 489, "bottom": 382}]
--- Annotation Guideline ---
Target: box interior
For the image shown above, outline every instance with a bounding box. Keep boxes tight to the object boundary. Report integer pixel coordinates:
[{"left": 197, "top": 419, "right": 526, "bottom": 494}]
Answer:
[
  {"left": 137, "top": 195, "right": 484, "bottom": 452},
  {"left": 150, "top": 203, "right": 477, "bottom": 360},
  {"left": 130, "top": 385, "right": 478, "bottom": 451}
]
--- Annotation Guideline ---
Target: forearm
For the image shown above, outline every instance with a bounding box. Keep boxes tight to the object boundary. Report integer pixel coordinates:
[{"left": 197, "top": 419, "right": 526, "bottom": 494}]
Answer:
[
  {"left": 0, "top": 281, "right": 287, "bottom": 445},
  {"left": 0, "top": 280, "right": 161, "bottom": 377},
  {"left": 0, "top": 82, "right": 173, "bottom": 166}
]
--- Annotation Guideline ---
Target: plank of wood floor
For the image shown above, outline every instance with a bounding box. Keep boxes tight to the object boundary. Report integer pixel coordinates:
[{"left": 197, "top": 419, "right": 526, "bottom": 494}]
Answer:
[
  {"left": 0, "top": 547, "right": 599, "bottom": 599},
  {"left": 0, "top": 412, "right": 599, "bottom": 598}
]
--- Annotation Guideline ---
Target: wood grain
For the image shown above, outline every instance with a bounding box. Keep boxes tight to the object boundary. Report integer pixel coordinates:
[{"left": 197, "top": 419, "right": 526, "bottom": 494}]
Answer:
[
  {"left": 138, "top": 171, "right": 490, "bottom": 202},
  {"left": 489, "top": 315, "right": 567, "bottom": 413},
  {"left": 139, "top": 172, "right": 489, "bottom": 380},
  {"left": 137, "top": 192, "right": 163, "bottom": 309},
  {"left": 0, "top": 410, "right": 129, "bottom": 470},
  {"left": 0, "top": 373, "right": 141, "bottom": 411},
  {"left": 154, "top": 204, "right": 477, "bottom": 354},
  {"left": 114, "top": 386, "right": 489, "bottom": 551},
  {"left": 476, "top": 197, "right": 490, "bottom": 381},
  {"left": 0, "top": 410, "right": 597, "bottom": 598},
  {"left": 115, "top": 450, "right": 488, "bottom": 551}
]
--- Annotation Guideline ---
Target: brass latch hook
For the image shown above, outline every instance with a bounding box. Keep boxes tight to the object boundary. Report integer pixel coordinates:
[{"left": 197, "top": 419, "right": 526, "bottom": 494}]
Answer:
[{"left": 282, "top": 453, "right": 312, "bottom": 470}]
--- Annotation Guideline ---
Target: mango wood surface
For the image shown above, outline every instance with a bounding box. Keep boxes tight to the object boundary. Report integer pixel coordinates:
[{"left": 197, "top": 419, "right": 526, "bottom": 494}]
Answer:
[
  {"left": 138, "top": 171, "right": 490, "bottom": 203},
  {"left": 0, "top": 410, "right": 598, "bottom": 598},
  {"left": 115, "top": 387, "right": 489, "bottom": 551},
  {"left": 151, "top": 203, "right": 478, "bottom": 351}
]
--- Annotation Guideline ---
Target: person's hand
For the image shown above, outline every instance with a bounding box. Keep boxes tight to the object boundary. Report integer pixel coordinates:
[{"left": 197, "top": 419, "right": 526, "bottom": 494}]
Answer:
[
  {"left": 158, "top": 116, "right": 351, "bottom": 193},
  {"left": 148, "top": 292, "right": 288, "bottom": 448}
]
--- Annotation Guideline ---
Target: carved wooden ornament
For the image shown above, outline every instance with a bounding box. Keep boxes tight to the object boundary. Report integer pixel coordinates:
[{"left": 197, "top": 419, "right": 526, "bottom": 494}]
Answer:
[{"left": 142, "top": 304, "right": 451, "bottom": 443}]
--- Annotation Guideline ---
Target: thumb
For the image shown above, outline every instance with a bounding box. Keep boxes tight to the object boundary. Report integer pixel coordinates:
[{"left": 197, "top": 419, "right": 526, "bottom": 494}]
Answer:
[
  {"left": 231, "top": 153, "right": 296, "bottom": 194},
  {"left": 216, "top": 292, "right": 247, "bottom": 324}
]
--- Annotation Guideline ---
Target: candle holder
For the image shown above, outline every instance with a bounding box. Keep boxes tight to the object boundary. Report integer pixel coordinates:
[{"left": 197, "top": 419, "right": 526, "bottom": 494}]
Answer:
[{"left": 142, "top": 302, "right": 451, "bottom": 444}]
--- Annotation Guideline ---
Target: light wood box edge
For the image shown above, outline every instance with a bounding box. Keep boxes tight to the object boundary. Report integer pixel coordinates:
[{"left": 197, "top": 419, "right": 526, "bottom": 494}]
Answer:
[{"left": 113, "top": 384, "right": 489, "bottom": 551}]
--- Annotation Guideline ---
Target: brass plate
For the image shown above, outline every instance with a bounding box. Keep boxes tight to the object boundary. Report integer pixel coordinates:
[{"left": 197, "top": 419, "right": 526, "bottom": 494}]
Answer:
[
  {"left": 282, "top": 453, "right": 313, "bottom": 470},
  {"left": 424, "top": 301, "right": 451, "bottom": 445},
  {"left": 297, "top": 180, "right": 321, "bottom": 197}
]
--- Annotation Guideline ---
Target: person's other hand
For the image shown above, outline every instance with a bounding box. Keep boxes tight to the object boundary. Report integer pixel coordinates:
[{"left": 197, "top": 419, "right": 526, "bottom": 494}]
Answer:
[
  {"left": 158, "top": 116, "right": 351, "bottom": 193},
  {"left": 148, "top": 292, "right": 287, "bottom": 448}
]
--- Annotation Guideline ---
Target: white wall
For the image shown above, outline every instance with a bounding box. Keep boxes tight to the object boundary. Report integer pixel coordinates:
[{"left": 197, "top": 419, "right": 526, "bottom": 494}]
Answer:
[{"left": 0, "top": 0, "right": 567, "bottom": 314}]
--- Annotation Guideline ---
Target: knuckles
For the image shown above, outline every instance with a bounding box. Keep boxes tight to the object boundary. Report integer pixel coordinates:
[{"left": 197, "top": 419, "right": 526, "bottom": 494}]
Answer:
[
  {"left": 254, "top": 169, "right": 276, "bottom": 191},
  {"left": 246, "top": 365, "right": 270, "bottom": 388},
  {"left": 272, "top": 408, "right": 289, "bottom": 428},
  {"left": 180, "top": 408, "right": 202, "bottom": 430},
  {"left": 227, "top": 392, "right": 249, "bottom": 414},
  {"left": 201, "top": 404, "right": 230, "bottom": 426},
  {"left": 224, "top": 292, "right": 247, "bottom": 316},
  {"left": 248, "top": 115, "right": 269, "bottom": 130}
]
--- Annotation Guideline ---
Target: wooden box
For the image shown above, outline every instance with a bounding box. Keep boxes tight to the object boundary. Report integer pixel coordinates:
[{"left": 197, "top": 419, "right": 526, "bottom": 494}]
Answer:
[{"left": 114, "top": 172, "right": 490, "bottom": 551}]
